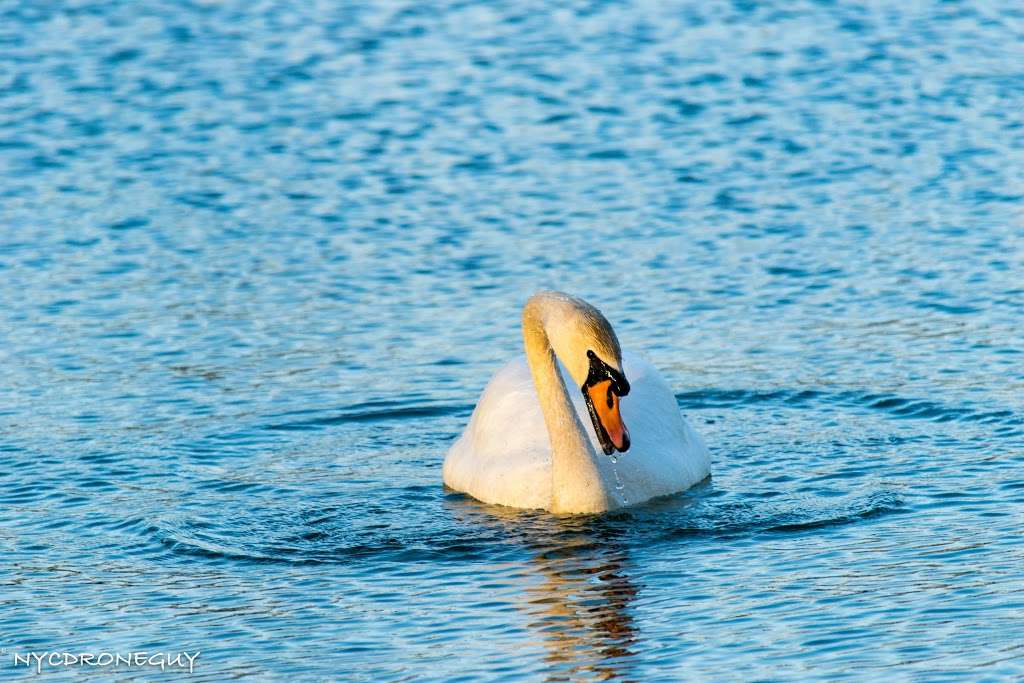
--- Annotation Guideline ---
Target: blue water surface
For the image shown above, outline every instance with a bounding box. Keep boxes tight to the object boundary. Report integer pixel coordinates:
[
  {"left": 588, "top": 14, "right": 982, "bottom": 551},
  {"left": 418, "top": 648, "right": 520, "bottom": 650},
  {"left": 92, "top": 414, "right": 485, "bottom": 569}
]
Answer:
[{"left": 2, "top": 0, "right": 1024, "bottom": 680}]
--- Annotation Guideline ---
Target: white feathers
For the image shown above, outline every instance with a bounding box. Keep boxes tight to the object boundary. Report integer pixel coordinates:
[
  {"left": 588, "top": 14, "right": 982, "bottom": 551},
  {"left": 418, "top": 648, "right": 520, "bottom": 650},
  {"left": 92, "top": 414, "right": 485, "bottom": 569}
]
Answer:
[
  {"left": 443, "top": 292, "right": 710, "bottom": 513},
  {"left": 443, "top": 352, "right": 710, "bottom": 512}
]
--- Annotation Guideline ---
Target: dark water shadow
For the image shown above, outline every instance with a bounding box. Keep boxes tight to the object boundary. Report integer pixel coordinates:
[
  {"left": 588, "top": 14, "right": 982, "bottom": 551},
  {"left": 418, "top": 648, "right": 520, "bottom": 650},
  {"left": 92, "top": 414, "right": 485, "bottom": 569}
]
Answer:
[{"left": 152, "top": 476, "right": 904, "bottom": 571}]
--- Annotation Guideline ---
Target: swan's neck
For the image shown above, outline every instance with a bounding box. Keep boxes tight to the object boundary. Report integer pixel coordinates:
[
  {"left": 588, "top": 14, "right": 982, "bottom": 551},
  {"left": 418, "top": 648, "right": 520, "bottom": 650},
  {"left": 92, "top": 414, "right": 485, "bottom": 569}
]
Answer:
[{"left": 522, "top": 299, "right": 611, "bottom": 513}]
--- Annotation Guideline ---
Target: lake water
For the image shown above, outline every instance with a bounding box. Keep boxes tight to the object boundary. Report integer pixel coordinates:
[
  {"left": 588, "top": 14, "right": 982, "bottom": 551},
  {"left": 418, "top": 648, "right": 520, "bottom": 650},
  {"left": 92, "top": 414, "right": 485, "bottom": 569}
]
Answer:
[{"left": 2, "top": 0, "right": 1024, "bottom": 679}]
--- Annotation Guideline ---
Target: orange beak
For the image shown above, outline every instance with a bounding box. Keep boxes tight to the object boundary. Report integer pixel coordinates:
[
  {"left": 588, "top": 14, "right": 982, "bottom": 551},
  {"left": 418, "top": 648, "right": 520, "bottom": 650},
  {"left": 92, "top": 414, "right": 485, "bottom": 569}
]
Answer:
[{"left": 585, "top": 379, "right": 630, "bottom": 452}]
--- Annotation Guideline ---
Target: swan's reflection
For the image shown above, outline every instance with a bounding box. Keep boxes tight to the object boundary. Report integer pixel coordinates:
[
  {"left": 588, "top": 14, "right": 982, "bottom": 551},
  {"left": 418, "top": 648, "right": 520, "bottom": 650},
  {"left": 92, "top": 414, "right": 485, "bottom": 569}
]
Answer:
[
  {"left": 524, "top": 532, "right": 638, "bottom": 681},
  {"left": 445, "top": 496, "right": 640, "bottom": 681}
]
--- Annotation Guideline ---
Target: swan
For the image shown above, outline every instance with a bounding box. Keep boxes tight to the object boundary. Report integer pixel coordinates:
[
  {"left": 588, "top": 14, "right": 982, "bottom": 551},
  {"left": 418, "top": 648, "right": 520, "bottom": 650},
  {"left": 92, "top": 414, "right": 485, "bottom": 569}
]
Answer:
[{"left": 443, "top": 291, "right": 710, "bottom": 514}]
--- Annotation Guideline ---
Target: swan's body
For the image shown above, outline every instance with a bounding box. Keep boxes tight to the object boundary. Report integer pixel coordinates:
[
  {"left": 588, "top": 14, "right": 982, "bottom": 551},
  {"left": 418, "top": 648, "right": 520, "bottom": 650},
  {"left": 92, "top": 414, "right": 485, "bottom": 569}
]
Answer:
[{"left": 443, "top": 291, "right": 710, "bottom": 513}]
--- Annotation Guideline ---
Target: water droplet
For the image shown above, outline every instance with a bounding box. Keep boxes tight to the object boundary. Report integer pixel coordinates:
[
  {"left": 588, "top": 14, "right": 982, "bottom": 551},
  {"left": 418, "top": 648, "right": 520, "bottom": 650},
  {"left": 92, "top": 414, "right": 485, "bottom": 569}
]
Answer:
[{"left": 609, "top": 456, "right": 627, "bottom": 505}]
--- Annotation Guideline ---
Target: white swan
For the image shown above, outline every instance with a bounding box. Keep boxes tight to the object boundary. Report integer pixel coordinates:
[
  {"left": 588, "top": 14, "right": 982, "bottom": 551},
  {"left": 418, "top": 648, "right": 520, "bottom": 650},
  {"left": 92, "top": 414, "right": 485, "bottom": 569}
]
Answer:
[{"left": 443, "top": 291, "right": 710, "bottom": 514}]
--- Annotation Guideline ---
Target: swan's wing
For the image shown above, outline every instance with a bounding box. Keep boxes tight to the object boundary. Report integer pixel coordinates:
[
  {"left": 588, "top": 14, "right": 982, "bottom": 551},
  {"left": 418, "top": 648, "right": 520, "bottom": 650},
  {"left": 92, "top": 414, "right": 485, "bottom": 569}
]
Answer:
[
  {"left": 442, "top": 356, "right": 553, "bottom": 508},
  {"left": 612, "top": 352, "right": 711, "bottom": 500}
]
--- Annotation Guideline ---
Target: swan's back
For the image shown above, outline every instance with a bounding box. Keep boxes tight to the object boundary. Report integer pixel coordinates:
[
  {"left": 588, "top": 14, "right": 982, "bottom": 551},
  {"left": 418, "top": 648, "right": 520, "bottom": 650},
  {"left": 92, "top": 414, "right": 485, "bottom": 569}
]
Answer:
[{"left": 443, "top": 352, "right": 710, "bottom": 511}]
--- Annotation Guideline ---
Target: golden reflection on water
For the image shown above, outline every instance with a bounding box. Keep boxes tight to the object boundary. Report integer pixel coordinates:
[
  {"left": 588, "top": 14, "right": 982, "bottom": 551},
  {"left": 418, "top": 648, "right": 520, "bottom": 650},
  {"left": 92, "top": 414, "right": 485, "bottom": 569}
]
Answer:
[
  {"left": 525, "top": 540, "right": 639, "bottom": 682},
  {"left": 445, "top": 496, "right": 640, "bottom": 681}
]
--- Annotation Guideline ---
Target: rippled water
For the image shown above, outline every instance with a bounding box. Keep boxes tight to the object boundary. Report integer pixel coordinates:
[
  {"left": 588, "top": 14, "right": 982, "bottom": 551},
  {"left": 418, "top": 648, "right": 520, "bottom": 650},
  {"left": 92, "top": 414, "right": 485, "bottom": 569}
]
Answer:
[{"left": 3, "top": 0, "right": 1024, "bottom": 679}]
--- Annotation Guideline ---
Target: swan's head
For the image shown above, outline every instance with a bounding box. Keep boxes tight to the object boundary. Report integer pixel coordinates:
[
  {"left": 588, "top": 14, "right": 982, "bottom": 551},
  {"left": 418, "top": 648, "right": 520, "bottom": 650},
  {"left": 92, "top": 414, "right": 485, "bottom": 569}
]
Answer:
[{"left": 536, "top": 292, "right": 631, "bottom": 456}]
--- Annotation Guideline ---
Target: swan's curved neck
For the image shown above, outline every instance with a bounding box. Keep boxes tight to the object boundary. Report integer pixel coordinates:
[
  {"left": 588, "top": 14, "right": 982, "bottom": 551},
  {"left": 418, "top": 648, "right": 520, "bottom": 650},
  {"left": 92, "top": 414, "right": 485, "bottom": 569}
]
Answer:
[{"left": 522, "top": 298, "right": 610, "bottom": 513}]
